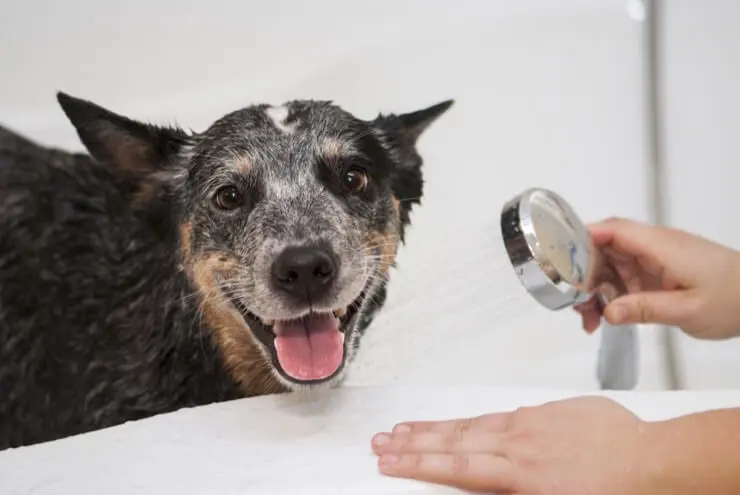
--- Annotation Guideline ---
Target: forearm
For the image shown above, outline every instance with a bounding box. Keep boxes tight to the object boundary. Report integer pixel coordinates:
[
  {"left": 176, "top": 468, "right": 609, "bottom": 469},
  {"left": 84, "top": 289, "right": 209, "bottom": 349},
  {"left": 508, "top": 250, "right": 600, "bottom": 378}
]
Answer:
[{"left": 641, "top": 407, "right": 740, "bottom": 495}]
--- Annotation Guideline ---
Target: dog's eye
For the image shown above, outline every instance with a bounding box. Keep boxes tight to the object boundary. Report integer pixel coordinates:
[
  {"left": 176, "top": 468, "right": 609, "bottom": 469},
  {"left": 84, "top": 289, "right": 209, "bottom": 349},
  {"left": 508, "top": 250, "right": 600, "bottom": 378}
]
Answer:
[
  {"left": 214, "top": 186, "right": 244, "bottom": 210},
  {"left": 341, "top": 168, "right": 368, "bottom": 194}
]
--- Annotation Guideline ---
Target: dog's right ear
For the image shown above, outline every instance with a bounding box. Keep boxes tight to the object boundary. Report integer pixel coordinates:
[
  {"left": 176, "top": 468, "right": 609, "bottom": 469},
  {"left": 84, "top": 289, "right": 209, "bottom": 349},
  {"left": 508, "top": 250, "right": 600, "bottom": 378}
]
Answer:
[{"left": 57, "top": 92, "right": 191, "bottom": 180}]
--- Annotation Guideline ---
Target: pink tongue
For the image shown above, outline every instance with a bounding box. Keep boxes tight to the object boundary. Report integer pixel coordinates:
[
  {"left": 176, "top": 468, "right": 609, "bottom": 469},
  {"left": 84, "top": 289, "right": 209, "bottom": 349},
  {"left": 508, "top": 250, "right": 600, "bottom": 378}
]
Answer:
[{"left": 273, "top": 313, "right": 344, "bottom": 381}]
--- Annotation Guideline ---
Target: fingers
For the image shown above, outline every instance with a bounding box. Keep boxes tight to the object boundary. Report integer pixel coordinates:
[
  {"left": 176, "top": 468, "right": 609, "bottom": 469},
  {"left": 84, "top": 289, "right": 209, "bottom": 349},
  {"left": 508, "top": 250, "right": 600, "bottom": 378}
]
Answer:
[
  {"left": 604, "top": 291, "right": 696, "bottom": 327},
  {"left": 588, "top": 217, "right": 667, "bottom": 258},
  {"left": 574, "top": 297, "right": 603, "bottom": 333},
  {"left": 581, "top": 310, "right": 602, "bottom": 333},
  {"left": 372, "top": 430, "right": 504, "bottom": 456},
  {"left": 371, "top": 413, "right": 517, "bottom": 492},
  {"left": 388, "top": 412, "right": 510, "bottom": 437},
  {"left": 376, "top": 452, "right": 515, "bottom": 493}
]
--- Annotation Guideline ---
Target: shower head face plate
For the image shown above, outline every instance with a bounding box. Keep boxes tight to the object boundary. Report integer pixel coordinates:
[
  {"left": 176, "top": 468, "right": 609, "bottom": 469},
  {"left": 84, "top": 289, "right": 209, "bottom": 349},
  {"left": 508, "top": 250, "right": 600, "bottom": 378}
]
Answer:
[{"left": 501, "top": 188, "right": 594, "bottom": 311}]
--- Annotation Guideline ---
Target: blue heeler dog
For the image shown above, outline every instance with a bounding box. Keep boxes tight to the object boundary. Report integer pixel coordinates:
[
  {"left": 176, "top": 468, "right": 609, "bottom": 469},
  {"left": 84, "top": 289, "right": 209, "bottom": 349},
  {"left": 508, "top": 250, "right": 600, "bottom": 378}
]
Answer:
[{"left": 0, "top": 92, "right": 453, "bottom": 449}]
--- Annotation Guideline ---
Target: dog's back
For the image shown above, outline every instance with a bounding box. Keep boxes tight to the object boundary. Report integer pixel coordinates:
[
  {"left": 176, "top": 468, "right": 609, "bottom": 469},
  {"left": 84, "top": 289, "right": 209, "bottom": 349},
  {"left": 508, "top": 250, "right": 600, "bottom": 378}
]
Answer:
[{"left": 0, "top": 126, "right": 240, "bottom": 449}]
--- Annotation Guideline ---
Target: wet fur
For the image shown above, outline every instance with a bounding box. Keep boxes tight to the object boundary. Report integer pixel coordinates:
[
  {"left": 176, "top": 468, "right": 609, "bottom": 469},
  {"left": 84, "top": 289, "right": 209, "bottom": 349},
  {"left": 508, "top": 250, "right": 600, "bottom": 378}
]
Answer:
[{"left": 0, "top": 94, "right": 452, "bottom": 450}]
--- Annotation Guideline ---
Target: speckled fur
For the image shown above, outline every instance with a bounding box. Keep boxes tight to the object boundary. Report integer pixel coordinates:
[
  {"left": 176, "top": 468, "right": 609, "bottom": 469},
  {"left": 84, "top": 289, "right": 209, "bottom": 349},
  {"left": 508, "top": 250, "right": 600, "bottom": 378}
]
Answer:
[{"left": 0, "top": 93, "right": 452, "bottom": 450}]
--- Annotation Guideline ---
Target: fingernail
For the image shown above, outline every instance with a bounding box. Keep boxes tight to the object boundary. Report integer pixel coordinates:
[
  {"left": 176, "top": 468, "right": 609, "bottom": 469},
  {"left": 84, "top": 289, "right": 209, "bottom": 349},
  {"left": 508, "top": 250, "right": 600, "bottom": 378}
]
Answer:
[
  {"left": 393, "top": 424, "right": 411, "bottom": 434},
  {"left": 373, "top": 433, "right": 391, "bottom": 446},
  {"left": 378, "top": 454, "right": 399, "bottom": 470}
]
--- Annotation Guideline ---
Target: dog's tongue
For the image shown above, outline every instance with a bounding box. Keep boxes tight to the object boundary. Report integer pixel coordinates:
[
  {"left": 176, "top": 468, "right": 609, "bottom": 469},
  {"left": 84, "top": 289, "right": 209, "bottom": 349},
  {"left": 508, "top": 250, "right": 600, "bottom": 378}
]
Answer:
[{"left": 273, "top": 313, "right": 344, "bottom": 381}]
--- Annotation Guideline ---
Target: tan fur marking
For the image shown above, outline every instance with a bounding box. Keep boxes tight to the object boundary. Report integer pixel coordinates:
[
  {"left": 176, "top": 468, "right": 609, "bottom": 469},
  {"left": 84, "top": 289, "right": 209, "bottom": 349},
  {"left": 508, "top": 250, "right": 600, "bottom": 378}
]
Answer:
[
  {"left": 187, "top": 251, "right": 286, "bottom": 396},
  {"left": 376, "top": 229, "right": 400, "bottom": 276},
  {"left": 365, "top": 198, "right": 402, "bottom": 277},
  {"left": 233, "top": 155, "right": 252, "bottom": 174},
  {"left": 319, "top": 137, "right": 351, "bottom": 166},
  {"left": 179, "top": 222, "right": 193, "bottom": 261},
  {"left": 391, "top": 196, "right": 401, "bottom": 215}
]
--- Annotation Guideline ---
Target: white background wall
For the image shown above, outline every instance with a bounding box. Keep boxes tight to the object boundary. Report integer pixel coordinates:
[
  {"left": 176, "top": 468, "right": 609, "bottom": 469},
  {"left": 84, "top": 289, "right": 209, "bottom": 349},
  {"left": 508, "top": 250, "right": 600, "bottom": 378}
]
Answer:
[
  {"left": 659, "top": 1, "right": 740, "bottom": 389},
  {"left": 0, "top": 0, "right": 738, "bottom": 390}
]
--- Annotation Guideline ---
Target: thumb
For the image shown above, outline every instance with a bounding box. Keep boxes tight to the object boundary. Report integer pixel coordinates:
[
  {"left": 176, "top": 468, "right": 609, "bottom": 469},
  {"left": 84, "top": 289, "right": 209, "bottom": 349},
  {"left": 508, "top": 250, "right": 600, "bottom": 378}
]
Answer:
[{"left": 603, "top": 291, "right": 694, "bottom": 327}]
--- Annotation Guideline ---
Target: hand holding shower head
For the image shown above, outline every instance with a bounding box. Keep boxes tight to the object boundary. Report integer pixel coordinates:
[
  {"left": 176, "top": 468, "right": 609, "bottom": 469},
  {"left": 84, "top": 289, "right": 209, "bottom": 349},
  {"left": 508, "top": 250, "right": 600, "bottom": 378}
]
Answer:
[{"left": 500, "top": 188, "right": 639, "bottom": 390}]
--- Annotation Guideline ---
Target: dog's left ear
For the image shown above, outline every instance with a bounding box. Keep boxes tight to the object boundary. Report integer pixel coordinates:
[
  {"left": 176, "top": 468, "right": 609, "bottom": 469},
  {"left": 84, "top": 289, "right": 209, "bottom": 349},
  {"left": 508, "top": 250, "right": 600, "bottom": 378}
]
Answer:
[
  {"left": 56, "top": 91, "right": 191, "bottom": 181},
  {"left": 373, "top": 99, "right": 454, "bottom": 231}
]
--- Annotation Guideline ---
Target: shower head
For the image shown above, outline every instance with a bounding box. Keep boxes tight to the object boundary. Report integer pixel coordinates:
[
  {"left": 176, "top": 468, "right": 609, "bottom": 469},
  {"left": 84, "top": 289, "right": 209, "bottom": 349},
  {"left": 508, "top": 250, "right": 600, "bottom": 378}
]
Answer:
[
  {"left": 499, "top": 187, "right": 639, "bottom": 390},
  {"left": 501, "top": 187, "right": 613, "bottom": 310}
]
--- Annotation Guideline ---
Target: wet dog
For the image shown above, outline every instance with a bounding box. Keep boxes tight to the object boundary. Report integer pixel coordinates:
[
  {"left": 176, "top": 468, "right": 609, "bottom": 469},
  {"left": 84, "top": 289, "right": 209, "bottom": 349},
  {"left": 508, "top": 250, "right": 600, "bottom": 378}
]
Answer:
[{"left": 0, "top": 92, "right": 452, "bottom": 449}]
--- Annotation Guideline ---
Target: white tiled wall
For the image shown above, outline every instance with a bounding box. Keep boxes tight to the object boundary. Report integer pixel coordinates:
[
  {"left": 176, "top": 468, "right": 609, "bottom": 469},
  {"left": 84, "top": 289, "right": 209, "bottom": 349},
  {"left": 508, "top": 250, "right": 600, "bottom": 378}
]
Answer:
[{"left": 3, "top": 0, "right": 737, "bottom": 390}]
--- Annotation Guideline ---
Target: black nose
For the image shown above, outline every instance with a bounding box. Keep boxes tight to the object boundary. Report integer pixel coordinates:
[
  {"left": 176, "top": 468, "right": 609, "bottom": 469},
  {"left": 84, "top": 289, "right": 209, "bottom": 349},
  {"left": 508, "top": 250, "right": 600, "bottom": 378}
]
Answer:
[{"left": 271, "top": 246, "right": 337, "bottom": 299}]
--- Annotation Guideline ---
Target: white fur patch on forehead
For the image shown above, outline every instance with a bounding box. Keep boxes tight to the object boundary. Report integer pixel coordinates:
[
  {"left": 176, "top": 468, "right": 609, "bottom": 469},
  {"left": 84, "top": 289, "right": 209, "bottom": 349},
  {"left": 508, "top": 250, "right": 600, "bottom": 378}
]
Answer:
[{"left": 265, "top": 105, "right": 296, "bottom": 134}]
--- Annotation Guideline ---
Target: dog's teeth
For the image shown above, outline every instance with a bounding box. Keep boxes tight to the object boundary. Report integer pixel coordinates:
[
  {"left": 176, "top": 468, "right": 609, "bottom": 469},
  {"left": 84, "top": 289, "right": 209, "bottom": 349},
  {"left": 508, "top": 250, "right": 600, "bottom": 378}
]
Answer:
[
  {"left": 333, "top": 308, "right": 346, "bottom": 318},
  {"left": 263, "top": 319, "right": 274, "bottom": 326}
]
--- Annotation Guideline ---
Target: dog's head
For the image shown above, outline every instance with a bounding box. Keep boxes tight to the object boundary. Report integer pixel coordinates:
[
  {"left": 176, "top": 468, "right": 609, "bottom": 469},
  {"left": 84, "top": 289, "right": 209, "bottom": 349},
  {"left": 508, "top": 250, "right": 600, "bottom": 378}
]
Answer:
[{"left": 57, "top": 92, "right": 452, "bottom": 391}]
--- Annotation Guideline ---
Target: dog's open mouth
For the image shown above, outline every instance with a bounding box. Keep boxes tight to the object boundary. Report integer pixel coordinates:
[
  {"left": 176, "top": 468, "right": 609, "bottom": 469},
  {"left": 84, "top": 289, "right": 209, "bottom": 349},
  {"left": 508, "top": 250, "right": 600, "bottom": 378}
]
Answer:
[{"left": 231, "top": 292, "right": 366, "bottom": 384}]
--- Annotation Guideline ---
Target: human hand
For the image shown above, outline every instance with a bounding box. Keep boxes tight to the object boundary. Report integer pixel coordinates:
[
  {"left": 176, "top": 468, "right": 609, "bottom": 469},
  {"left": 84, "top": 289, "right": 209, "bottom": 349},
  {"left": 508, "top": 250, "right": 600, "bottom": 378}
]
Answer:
[
  {"left": 371, "top": 396, "right": 653, "bottom": 494},
  {"left": 574, "top": 217, "right": 740, "bottom": 340}
]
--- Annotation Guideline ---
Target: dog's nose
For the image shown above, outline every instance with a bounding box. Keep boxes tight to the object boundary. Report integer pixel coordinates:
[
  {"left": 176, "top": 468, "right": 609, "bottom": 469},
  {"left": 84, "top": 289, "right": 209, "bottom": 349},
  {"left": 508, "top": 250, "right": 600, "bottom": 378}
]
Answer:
[{"left": 271, "top": 246, "right": 337, "bottom": 299}]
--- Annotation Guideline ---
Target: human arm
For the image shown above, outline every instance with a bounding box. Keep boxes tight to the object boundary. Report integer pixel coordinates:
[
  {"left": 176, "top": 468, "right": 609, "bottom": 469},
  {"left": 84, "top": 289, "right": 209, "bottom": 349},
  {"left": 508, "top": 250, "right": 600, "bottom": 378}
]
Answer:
[{"left": 641, "top": 407, "right": 740, "bottom": 495}]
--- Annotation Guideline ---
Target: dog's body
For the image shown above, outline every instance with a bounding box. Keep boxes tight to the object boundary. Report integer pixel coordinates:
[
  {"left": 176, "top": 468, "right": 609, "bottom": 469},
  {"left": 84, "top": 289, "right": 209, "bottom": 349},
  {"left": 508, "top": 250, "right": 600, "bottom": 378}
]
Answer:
[
  {"left": 0, "top": 125, "right": 243, "bottom": 448},
  {"left": 0, "top": 94, "right": 451, "bottom": 450}
]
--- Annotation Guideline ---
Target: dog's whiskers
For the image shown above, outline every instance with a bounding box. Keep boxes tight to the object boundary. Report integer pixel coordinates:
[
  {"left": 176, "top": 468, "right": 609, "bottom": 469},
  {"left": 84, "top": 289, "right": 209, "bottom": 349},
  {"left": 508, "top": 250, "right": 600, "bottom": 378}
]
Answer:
[{"left": 394, "top": 195, "right": 423, "bottom": 203}]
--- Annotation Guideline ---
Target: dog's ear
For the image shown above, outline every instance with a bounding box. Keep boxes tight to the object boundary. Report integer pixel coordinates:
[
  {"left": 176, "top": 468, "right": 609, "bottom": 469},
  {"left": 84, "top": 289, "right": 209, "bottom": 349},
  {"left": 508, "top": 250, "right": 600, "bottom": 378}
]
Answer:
[
  {"left": 390, "top": 100, "right": 454, "bottom": 148},
  {"left": 57, "top": 92, "right": 191, "bottom": 180},
  {"left": 373, "top": 100, "right": 454, "bottom": 232}
]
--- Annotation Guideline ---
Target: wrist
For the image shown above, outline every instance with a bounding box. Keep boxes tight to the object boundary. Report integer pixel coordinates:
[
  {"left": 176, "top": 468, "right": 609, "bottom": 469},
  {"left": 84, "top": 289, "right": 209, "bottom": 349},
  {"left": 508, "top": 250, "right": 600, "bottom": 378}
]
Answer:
[
  {"left": 729, "top": 251, "right": 740, "bottom": 337},
  {"left": 637, "top": 409, "right": 740, "bottom": 495}
]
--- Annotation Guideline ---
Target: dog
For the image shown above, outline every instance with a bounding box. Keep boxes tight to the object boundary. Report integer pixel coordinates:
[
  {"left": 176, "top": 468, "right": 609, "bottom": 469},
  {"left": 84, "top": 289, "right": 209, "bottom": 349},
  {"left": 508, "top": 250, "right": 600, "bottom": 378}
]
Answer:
[{"left": 0, "top": 92, "right": 452, "bottom": 449}]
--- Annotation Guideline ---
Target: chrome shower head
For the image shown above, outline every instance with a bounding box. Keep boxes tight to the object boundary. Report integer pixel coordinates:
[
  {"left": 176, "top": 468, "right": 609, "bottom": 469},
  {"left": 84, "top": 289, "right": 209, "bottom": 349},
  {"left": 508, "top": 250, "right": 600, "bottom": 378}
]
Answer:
[
  {"left": 500, "top": 187, "right": 639, "bottom": 390},
  {"left": 501, "top": 188, "right": 617, "bottom": 311}
]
